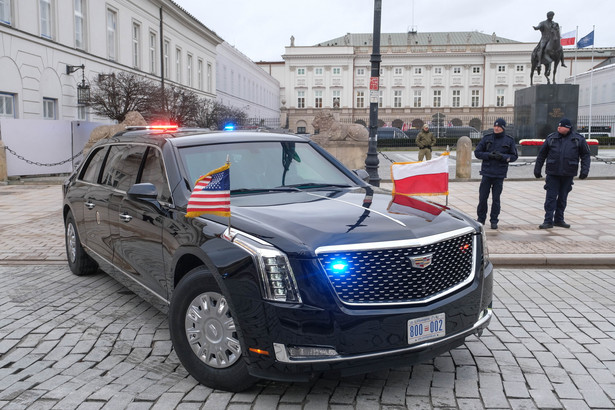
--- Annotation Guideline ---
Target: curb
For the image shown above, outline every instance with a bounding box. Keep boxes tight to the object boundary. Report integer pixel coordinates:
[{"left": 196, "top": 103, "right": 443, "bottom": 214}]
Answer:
[{"left": 490, "top": 253, "right": 615, "bottom": 267}]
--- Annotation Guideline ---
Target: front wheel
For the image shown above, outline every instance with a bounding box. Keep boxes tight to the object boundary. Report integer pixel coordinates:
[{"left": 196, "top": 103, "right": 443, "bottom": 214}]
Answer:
[
  {"left": 169, "top": 267, "right": 257, "bottom": 392},
  {"left": 65, "top": 211, "right": 98, "bottom": 276}
]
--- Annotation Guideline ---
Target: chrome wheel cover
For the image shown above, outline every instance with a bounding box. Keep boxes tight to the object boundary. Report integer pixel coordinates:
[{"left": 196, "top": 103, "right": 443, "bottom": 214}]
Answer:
[
  {"left": 185, "top": 291, "right": 241, "bottom": 369},
  {"left": 66, "top": 222, "right": 77, "bottom": 263}
]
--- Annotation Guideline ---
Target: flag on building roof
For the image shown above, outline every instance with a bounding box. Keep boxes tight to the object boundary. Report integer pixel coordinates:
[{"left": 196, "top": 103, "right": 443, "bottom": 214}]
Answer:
[
  {"left": 391, "top": 153, "right": 449, "bottom": 196},
  {"left": 577, "top": 30, "right": 594, "bottom": 48},
  {"left": 186, "top": 163, "right": 231, "bottom": 218},
  {"left": 560, "top": 30, "right": 576, "bottom": 46}
]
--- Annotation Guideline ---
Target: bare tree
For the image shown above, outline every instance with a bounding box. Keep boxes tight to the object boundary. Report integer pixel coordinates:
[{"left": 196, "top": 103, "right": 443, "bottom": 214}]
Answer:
[
  {"left": 147, "top": 85, "right": 201, "bottom": 126},
  {"left": 195, "top": 100, "right": 248, "bottom": 130},
  {"left": 87, "top": 73, "right": 157, "bottom": 122}
]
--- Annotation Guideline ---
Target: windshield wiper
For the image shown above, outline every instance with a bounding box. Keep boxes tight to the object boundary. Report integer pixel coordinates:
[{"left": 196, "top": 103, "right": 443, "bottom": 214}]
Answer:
[
  {"left": 278, "top": 183, "right": 354, "bottom": 190},
  {"left": 231, "top": 187, "right": 300, "bottom": 194}
]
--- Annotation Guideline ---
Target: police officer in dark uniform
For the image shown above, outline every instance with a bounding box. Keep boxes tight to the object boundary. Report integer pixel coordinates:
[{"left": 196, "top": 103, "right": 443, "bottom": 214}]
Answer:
[
  {"left": 534, "top": 118, "right": 591, "bottom": 229},
  {"left": 474, "top": 118, "right": 518, "bottom": 229}
]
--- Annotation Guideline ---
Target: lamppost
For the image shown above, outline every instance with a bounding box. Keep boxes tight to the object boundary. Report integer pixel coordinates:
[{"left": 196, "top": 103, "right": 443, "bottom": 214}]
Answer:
[
  {"left": 365, "top": 0, "right": 382, "bottom": 186},
  {"left": 66, "top": 64, "right": 90, "bottom": 104}
]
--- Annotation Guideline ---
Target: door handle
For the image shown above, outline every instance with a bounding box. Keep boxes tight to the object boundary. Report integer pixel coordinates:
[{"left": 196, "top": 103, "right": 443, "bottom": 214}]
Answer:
[
  {"left": 119, "top": 213, "right": 133, "bottom": 223},
  {"left": 84, "top": 201, "right": 95, "bottom": 210}
]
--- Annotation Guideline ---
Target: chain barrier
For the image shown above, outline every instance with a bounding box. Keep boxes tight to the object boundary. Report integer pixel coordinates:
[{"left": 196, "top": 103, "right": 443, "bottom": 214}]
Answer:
[
  {"left": 4, "top": 145, "right": 83, "bottom": 167},
  {"left": 377, "top": 149, "right": 397, "bottom": 164}
]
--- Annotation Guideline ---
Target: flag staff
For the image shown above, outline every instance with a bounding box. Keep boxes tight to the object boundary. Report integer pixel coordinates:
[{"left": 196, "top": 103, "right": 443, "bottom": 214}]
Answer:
[
  {"left": 226, "top": 154, "right": 232, "bottom": 237},
  {"left": 588, "top": 26, "right": 595, "bottom": 138},
  {"left": 573, "top": 26, "right": 578, "bottom": 84}
]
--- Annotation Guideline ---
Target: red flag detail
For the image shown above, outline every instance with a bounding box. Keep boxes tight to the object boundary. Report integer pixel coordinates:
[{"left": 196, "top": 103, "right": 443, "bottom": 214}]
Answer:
[{"left": 391, "top": 154, "right": 449, "bottom": 196}]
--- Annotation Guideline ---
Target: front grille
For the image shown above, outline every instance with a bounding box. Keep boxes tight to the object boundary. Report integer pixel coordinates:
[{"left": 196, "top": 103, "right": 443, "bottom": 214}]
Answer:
[{"left": 317, "top": 233, "right": 475, "bottom": 305}]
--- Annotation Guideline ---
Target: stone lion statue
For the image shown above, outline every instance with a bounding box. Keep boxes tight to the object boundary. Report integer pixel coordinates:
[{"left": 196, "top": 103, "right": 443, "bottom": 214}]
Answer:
[
  {"left": 312, "top": 110, "right": 369, "bottom": 142},
  {"left": 83, "top": 111, "right": 148, "bottom": 155}
]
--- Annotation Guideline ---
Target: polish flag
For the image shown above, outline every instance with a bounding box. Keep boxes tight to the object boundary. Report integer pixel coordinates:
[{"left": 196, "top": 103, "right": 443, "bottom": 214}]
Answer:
[
  {"left": 391, "top": 153, "right": 449, "bottom": 196},
  {"left": 388, "top": 194, "right": 443, "bottom": 221},
  {"left": 560, "top": 30, "right": 576, "bottom": 46}
]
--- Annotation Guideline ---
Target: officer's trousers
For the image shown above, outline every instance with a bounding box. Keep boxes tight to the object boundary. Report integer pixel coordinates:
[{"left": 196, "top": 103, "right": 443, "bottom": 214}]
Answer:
[
  {"left": 477, "top": 176, "right": 504, "bottom": 224},
  {"left": 543, "top": 174, "right": 574, "bottom": 224}
]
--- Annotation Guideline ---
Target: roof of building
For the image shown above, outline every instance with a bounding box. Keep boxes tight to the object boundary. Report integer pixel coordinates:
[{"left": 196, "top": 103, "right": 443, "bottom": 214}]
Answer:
[{"left": 315, "top": 31, "right": 520, "bottom": 47}]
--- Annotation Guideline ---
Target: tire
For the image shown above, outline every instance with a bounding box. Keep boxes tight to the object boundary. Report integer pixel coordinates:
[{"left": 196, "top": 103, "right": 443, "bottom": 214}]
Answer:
[
  {"left": 169, "top": 267, "right": 257, "bottom": 392},
  {"left": 65, "top": 211, "right": 98, "bottom": 276}
]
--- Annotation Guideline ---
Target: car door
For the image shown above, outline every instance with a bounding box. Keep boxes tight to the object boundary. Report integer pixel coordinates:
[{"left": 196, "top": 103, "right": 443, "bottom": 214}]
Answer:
[
  {"left": 79, "top": 146, "right": 115, "bottom": 263},
  {"left": 114, "top": 146, "right": 170, "bottom": 301}
]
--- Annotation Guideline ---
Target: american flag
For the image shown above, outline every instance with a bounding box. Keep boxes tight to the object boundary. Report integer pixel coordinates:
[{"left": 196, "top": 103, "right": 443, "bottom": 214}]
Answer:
[{"left": 186, "top": 164, "right": 231, "bottom": 218}]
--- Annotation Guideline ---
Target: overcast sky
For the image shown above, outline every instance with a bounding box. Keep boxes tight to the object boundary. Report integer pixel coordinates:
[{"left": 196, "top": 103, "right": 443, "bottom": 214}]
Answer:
[{"left": 173, "top": 0, "right": 613, "bottom": 62}]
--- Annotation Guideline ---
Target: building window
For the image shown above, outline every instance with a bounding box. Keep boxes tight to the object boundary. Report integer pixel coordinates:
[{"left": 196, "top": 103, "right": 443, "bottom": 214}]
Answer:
[
  {"left": 356, "top": 90, "right": 365, "bottom": 108},
  {"left": 77, "top": 105, "right": 87, "bottom": 121},
  {"left": 0, "top": 93, "right": 15, "bottom": 118},
  {"left": 43, "top": 98, "right": 56, "bottom": 120},
  {"left": 149, "top": 32, "right": 157, "bottom": 74},
  {"left": 356, "top": 68, "right": 365, "bottom": 76},
  {"left": 187, "top": 54, "right": 193, "bottom": 87},
  {"left": 297, "top": 91, "right": 305, "bottom": 108},
  {"left": 40, "top": 0, "right": 53, "bottom": 39},
  {"left": 496, "top": 88, "right": 505, "bottom": 107},
  {"left": 453, "top": 67, "right": 461, "bottom": 74},
  {"left": 413, "top": 90, "right": 422, "bottom": 108},
  {"left": 297, "top": 68, "right": 305, "bottom": 76},
  {"left": 132, "top": 22, "right": 141, "bottom": 69},
  {"left": 472, "top": 66, "right": 481, "bottom": 74},
  {"left": 332, "top": 90, "right": 340, "bottom": 108},
  {"left": 414, "top": 67, "right": 422, "bottom": 75},
  {"left": 198, "top": 59, "right": 203, "bottom": 90},
  {"left": 332, "top": 67, "right": 341, "bottom": 76},
  {"left": 394, "top": 90, "right": 402, "bottom": 108},
  {"left": 471, "top": 90, "right": 480, "bottom": 107},
  {"left": 452, "top": 90, "right": 461, "bottom": 108},
  {"left": 74, "top": 0, "right": 85, "bottom": 49},
  {"left": 433, "top": 90, "right": 442, "bottom": 108},
  {"left": 497, "top": 65, "right": 506, "bottom": 72},
  {"left": 0, "top": 0, "right": 11, "bottom": 25},
  {"left": 106, "top": 8, "right": 117, "bottom": 61},
  {"left": 394, "top": 67, "right": 403, "bottom": 76},
  {"left": 207, "top": 63, "right": 212, "bottom": 92},
  {"left": 175, "top": 48, "right": 181, "bottom": 83},
  {"left": 314, "top": 90, "right": 323, "bottom": 108},
  {"left": 315, "top": 67, "right": 323, "bottom": 76},
  {"left": 434, "top": 67, "right": 443, "bottom": 75},
  {"left": 163, "top": 40, "right": 170, "bottom": 79},
  {"left": 516, "top": 65, "right": 525, "bottom": 72},
  {"left": 378, "top": 90, "right": 383, "bottom": 108}
]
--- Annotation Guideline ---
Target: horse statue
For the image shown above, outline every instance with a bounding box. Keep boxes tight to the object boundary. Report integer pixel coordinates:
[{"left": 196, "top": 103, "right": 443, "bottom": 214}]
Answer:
[{"left": 530, "top": 20, "right": 566, "bottom": 85}]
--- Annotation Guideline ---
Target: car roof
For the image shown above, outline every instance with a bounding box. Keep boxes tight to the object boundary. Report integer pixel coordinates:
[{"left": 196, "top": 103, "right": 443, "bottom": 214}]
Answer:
[{"left": 106, "top": 128, "right": 310, "bottom": 148}]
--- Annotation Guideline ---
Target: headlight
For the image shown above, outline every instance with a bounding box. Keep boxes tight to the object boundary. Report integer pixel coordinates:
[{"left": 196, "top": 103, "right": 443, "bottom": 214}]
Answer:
[
  {"left": 224, "top": 228, "right": 302, "bottom": 303},
  {"left": 480, "top": 225, "right": 489, "bottom": 266}
]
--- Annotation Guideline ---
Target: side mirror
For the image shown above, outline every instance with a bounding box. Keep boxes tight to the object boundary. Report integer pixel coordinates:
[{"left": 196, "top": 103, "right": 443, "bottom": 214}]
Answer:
[
  {"left": 353, "top": 169, "right": 370, "bottom": 183},
  {"left": 127, "top": 183, "right": 159, "bottom": 201}
]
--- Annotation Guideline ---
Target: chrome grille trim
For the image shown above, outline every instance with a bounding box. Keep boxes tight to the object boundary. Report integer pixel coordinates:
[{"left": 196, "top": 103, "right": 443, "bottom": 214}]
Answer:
[{"left": 316, "top": 229, "right": 478, "bottom": 306}]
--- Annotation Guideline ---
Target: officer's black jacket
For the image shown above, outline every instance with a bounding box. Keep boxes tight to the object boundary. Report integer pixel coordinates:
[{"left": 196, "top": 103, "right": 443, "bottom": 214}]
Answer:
[
  {"left": 534, "top": 131, "right": 591, "bottom": 177},
  {"left": 474, "top": 132, "right": 518, "bottom": 178}
]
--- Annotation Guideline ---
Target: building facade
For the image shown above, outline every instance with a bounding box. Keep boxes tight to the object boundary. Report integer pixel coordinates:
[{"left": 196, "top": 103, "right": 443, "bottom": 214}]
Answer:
[
  {"left": 216, "top": 42, "right": 280, "bottom": 126},
  {"left": 259, "top": 32, "right": 614, "bottom": 134}
]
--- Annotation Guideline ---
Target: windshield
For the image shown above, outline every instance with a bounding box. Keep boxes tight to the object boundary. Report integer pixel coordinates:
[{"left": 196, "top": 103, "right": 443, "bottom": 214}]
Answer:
[{"left": 178, "top": 141, "right": 355, "bottom": 192}]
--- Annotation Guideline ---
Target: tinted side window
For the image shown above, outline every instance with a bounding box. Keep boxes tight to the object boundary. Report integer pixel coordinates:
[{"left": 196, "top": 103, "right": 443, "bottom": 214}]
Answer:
[
  {"left": 80, "top": 147, "right": 108, "bottom": 183},
  {"left": 101, "top": 145, "right": 146, "bottom": 191},
  {"left": 140, "top": 147, "right": 172, "bottom": 203}
]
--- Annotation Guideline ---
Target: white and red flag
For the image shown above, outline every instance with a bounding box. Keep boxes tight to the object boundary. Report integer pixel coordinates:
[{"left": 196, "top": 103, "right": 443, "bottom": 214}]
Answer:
[
  {"left": 391, "top": 153, "right": 449, "bottom": 196},
  {"left": 560, "top": 30, "right": 576, "bottom": 46}
]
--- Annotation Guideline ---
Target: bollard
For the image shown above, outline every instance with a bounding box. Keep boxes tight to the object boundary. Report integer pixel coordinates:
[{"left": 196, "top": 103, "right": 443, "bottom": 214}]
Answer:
[
  {"left": 455, "top": 136, "right": 472, "bottom": 180},
  {"left": 0, "top": 139, "right": 7, "bottom": 183}
]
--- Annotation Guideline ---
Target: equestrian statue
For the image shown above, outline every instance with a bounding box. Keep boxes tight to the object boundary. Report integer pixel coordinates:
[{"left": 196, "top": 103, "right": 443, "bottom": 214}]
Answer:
[{"left": 530, "top": 11, "right": 567, "bottom": 85}]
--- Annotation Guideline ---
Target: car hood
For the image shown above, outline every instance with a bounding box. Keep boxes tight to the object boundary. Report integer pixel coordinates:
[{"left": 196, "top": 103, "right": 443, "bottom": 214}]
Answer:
[{"left": 224, "top": 187, "right": 477, "bottom": 256}]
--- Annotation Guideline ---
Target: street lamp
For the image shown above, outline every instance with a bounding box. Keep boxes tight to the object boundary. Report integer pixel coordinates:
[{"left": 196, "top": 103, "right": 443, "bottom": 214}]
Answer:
[
  {"left": 66, "top": 64, "right": 90, "bottom": 104},
  {"left": 365, "top": 0, "right": 382, "bottom": 186}
]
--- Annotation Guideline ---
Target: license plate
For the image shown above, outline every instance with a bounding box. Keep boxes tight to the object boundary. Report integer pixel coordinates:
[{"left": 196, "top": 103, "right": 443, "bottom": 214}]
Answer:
[{"left": 407, "top": 313, "right": 446, "bottom": 344}]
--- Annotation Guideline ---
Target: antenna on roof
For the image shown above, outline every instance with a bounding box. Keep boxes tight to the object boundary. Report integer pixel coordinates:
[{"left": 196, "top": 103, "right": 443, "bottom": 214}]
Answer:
[{"left": 408, "top": 0, "right": 417, "bottom": 33}]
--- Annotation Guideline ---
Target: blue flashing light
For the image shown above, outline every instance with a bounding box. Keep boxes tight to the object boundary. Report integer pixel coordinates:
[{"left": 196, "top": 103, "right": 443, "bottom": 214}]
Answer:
[
  {"left": 330, "top": 260, "right": 349, "bottom": 274},
  {"left": 223, "top": 123, "right": 235, "bottom": 131}
]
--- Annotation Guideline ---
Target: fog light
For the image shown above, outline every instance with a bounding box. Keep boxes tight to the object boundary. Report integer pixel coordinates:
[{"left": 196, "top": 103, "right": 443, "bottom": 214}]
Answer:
[{"left": 273, "top": 343, "right": 339, "bottom": 362}]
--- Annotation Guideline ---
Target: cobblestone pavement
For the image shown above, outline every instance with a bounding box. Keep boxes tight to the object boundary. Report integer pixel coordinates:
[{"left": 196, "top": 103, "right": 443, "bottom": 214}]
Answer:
[{"left": 1, "top": 264, "right": 614, "bottom": 409}]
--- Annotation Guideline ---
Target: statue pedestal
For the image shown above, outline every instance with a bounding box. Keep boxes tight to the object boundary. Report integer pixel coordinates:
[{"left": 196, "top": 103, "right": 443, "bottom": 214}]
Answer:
[
  {"left": 514, "top": 84, "right": 579, "bottom": 140},
  {"left": 311, "top": 137, "right": 368, "bottom": 171}
]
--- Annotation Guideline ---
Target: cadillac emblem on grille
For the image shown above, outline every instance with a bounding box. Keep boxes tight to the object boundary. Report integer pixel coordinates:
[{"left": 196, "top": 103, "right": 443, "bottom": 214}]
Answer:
[{"left": 409, "top": 253, "right": 433, "bottom": 269}]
